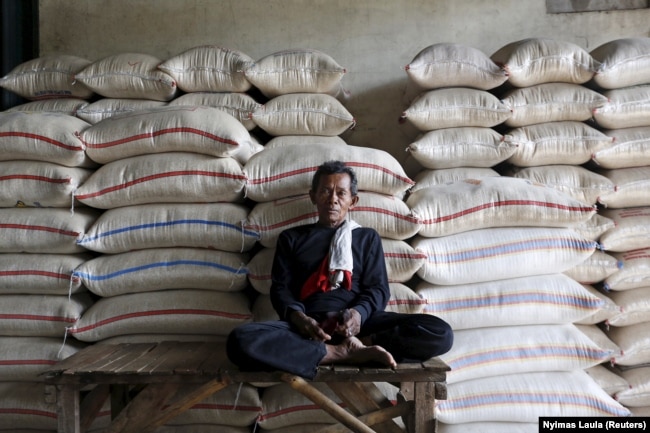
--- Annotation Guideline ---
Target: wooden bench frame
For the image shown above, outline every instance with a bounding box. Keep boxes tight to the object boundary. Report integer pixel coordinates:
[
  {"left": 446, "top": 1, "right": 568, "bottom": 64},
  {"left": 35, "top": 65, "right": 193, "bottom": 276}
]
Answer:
[{"left": 42, "top": 341, "right": 449, "bottom": 433}]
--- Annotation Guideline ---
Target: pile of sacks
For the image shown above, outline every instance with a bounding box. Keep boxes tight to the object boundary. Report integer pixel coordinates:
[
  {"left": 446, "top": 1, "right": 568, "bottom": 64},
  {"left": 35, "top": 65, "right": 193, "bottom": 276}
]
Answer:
[
  {"left": 400, "top": 38, "right": 627, "bottom": 432},
  {"left": 1, "top": 38, "right": 649, "bottom": 431}
]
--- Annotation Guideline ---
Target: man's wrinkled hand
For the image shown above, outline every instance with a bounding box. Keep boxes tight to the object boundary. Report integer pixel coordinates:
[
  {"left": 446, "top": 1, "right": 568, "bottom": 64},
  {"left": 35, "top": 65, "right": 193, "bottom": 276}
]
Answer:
[
  {"left": 335, "top": 308, "right": 361, "bottom": 338},
  {"left": 290, "top": 311, "right": 331, "bottom": 342}
]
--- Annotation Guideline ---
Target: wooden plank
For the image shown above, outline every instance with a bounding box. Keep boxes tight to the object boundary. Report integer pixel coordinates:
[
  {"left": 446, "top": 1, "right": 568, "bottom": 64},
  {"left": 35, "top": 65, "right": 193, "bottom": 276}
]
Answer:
[
  {"left": 104, "top": 382, "right": 180, "bottom": 433},
  {"left": 172, "top": 341, "right": 217, "bottom": 374},
  {"left": 132, "top": 378, "right": 231, "bottom": 433},
  {"left": 331, "top": 365, "right": 360, "bottom": 376},
  {"left": 143, "top": 341, "right": 208, "bottom": 376},
  {"left": 399, "top": 382, "right": 414, "bottom": 401},
  {"left": 422, "top": 358, "right": 450, "bottom": 372},
  {"left": 110, "top": 384, "right": 130, "bottom": 420},
  {"left": 70, "top": 343, "right": 159, "bottom": 375},
  {"left": 79, "top": 384, "right": 110, "bottom": 432},
  {"left": 109, "top": 341, "right": 182, "bottom": 375},
  {"left": 412, "top": 382, "right": 436, "bottom": 433},
  {"left": 327, "top": 382, "right": 403, "bottom": 433},
  {"left": 281, "top": 373, "right": 377, "bottom": 433},
  {"left": 435, "top": 382, "right": 447, "bottom": 400},
  {"left": 394, "top": 363, "right": 423, "bottom": 372},
  {"left": 315, "top": 401, "right": 414, "bottom": 433},
  {"left": 312, "top": 369, "right": 441, "bottom": 383},
  {"left": 56, "top": 385, "right": 81, "bottom": 433},
  {"left": 42, "top": 344, "right": 126, "bottom": 379},
  {"left": 195, "top": 342, "right": 232, "bottom": 375}
]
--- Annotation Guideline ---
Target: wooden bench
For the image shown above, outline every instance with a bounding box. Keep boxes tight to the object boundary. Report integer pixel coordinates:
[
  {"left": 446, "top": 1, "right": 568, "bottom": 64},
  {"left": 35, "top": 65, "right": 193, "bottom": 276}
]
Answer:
[{"left": 41, "top": 340, "right": 449, "bottom": 433}]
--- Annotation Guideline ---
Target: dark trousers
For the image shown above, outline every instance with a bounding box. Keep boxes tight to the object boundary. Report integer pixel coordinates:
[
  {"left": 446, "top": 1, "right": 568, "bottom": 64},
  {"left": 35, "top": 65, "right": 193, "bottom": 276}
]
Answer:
[{"left": 226, "top": 311, "right": 453, "bottom": 379}]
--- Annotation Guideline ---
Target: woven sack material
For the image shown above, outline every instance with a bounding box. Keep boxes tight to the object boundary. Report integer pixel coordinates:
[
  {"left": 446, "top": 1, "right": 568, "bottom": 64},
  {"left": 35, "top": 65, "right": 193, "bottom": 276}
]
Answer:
[
  {"left": 74, "top": 53, "right": 177, "bottom": 101},
  {"left": 158, "top": 45, "right": 254, "bottom": 93},
  {"left": 413, "top": 227, "right": 597, "bottom": 285},
  {"left": 418, "top": 274, "right": 606, "bottom": 329},
  {"left": 405, "top": 43, "right": 506, "bottom": 90},
  {"left": 406, "top": 177, "right": 596, "bottom": 238},
  {"left": 75, "top": 247, "right": 248, "bottom": 297},
  {"left": 245, "top": 192, "right": 421, "bottom": 248},
  {"left": 76, "top": 98, "right": 166, "bottom": 124},
  {"left": 407, "top": 127, "right": 514, "bottom": 169},
  {"left": 78, "top": 203, "right": 256, "bottom": 254},
  {"left": 244, "top": 143, "right": 413, "bottom": 201},
  {"left": 75, "top": 152, "right": 246, "bottom": 209},
  {"left": 70, "top": 289, "right": 253, "bottom": 342},
  {"left": 0, "top": 111, "right": 91, "bottom": 167},
  {"left": 490, "top": 37, "right": 596, "bottom": 87},
  {"left": 0, "top": 55, "right": 93, "bottom": 100}
]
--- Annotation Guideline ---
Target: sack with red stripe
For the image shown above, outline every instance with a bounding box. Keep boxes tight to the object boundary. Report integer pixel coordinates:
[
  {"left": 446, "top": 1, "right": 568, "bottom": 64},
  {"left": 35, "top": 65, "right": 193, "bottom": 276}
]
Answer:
[
  {"left": 0, "top": 293, "right": 93, "bottom": 337},
  {"left": 418, "top": 274, "right": 608, "bottom": 330},
  {"left": 75, "top": 152, "right": 246, "bottom": 209},
  {"left": 0, "top": 160, "right": 92, "bottom": 208},
  {"left": 406, "top": 177, "right": 596, "bottom": 238},
  {"left": 0, "top": 382, "right": 59, "bottom": 430},
  {"left": 0, "top": 207, "right": 99, "bottom": 254},
  {"left": 413, "top": 227, "right": 598, "bottom": 285},
  {"left": 70, "top": 289, "right": 252, "bottom": 342},
  {"left": 439, "top": 324, "right": 617, "bottom": 385},
  {"left": 245, "top": 192, "right": 421, "bottom": 248},
  {"left": 243, "top": 143, "right": 414, "bottom": 202},
  {"left": 0, "top": 111, "right": 91, "bottom": 167},
  {"left": 437, "top": 370, "right": 630, "bottom": 424},
  {"left": 0, "top": 252, "right": 90, "bottom": 295},
  {"left": 0, "top": 336, "right": 86, "bottom": 381},
  {"left": 79, "top": 105, "right": 254, "bottom": 164}
]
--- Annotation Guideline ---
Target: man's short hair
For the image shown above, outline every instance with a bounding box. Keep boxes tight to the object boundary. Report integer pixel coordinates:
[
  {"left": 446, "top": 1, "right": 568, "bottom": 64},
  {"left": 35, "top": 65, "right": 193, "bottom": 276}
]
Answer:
[{"left": 311, "top": 160, "right": 358, "bottom": 196}]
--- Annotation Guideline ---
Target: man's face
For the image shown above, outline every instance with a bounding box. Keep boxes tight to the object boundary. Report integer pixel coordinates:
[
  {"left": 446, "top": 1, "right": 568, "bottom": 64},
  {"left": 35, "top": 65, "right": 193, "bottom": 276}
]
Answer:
[{"left": 309, "top": 173, "right": 359, "bottom": 228}]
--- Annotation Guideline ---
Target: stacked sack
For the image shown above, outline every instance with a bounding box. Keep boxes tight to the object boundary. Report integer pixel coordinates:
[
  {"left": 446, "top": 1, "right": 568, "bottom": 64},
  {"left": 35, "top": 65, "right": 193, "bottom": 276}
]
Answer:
[
  {"left": 402, "top": 42, "right": 512, "bottom": 187},
  {"left": 0, "top": 110, "right": 98, "bottom": 428},
  {"left": 402, "top": 40, "right": 630, "bottom": 432},
  {"left": 491, "top": 39, "right": 633, "bottom": 422},
  {"left": 162, "top": 45, "right": 265, "bottom": 141},
  {"left": 20, "top": 48, "right": 265, "bottom": 432},
  {"left": 587, "top": 37, "right": 650, "bottom": 418},
  {"left": 240, "top": 48, "right": 424, "bottom": 432},
  {"left": 70, "top": 114, "right": 261, "bottom": 430}
]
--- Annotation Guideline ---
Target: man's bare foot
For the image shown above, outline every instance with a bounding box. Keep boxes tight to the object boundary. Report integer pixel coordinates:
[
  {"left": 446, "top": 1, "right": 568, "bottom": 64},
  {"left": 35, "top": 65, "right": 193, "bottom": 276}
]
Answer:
[{"left": 320, "top": 336, "right": 397, "bottom": 368}]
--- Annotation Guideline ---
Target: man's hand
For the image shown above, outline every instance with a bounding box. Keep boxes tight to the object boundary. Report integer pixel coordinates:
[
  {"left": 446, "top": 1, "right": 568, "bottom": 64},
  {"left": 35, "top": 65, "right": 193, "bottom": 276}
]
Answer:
[
  {"left": 335, "top": 308, "right": 361, "bottom": 338},
  {"left": 289, "top": 311, "right": 331, "bottom": 342}
]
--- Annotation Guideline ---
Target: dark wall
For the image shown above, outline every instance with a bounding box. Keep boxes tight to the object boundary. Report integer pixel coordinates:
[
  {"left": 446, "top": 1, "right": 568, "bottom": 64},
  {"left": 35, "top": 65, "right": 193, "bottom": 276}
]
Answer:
[{"left": 1, "top": 0, "right": 39, "bottom": 110}]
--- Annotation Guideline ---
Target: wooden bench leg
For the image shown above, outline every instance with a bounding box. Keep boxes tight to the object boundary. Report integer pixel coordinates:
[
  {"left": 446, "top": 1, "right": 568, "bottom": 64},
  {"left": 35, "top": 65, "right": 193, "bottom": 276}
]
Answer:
[
  {"left": 56, "top": 385, "right": 81, "bottom": 433},
  {"left": 327, "top": 382, "right": 403, "bottom": 433},
  {"left": 104, "top": 378, "right": 230, "bottom": 433},
  {"left": 281, "top": 373, "right": 377, "bottom": 433},
  {"left": 413, "top": 382, "right": 436, "bottom": 433},
  {"left": 80, "top": 384, "right": 110, "bottom": 432}
]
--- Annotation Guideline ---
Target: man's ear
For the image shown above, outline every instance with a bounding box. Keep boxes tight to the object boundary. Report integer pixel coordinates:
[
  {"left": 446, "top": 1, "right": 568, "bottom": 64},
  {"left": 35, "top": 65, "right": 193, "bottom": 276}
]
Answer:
[
  {"left": 309, "top": 190, "right": 316, "bottom": 204},
  {"left": 350, "top": 194, "right": 360, "bottom": 208}
]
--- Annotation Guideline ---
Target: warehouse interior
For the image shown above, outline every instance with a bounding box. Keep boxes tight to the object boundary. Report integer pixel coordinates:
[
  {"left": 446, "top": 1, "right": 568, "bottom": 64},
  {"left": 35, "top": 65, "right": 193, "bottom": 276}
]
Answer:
[{"left": 1, "top": 0, "right": 650, "bottom": 431}]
